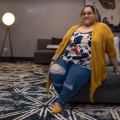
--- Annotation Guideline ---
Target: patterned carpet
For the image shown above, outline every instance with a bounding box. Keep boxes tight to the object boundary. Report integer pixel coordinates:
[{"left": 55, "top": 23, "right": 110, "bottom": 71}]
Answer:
[{"left": 0, "top": 62, "right": 120, "bottom": 120}]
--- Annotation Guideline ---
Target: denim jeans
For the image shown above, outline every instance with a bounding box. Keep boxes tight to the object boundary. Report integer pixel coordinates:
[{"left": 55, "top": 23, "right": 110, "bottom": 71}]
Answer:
[{"left": 49, "top": 58, "right": 91, "bottom": 105}]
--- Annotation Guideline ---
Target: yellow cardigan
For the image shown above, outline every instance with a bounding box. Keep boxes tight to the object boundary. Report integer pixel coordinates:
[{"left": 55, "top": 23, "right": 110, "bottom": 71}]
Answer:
[{"left": 46, "top": 22, "right": 117, "bottom": 102}]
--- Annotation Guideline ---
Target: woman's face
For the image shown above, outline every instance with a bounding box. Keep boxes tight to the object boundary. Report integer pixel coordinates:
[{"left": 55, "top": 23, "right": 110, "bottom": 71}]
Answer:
[{"left": 81, "top": 7, "right": 97, "bottom": 26}]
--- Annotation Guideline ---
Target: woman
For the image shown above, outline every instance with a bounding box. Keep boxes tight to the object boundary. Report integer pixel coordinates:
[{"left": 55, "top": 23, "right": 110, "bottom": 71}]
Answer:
[{"left": 46, "top": 5, "right": 120, "bottom": 113}]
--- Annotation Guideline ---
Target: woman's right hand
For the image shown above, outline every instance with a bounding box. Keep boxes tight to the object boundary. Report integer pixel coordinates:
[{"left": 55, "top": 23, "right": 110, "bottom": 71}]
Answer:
[{"left": 50, "top": 60, "right": 55, "bottom": 66}]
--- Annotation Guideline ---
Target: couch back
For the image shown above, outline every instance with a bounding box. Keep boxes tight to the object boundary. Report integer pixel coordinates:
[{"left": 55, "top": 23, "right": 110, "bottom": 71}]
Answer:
[{"left": 37, "top": 39, "right": 51, "bottom": 50}]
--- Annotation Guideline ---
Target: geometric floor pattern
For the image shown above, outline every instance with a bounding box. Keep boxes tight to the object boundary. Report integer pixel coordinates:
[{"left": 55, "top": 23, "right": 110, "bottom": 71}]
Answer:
[{"left": 0, "top": 62, "right": 120, "bottom": 120}]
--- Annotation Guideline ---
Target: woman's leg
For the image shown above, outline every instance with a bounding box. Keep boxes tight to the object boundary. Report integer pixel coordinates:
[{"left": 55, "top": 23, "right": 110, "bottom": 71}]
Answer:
[
  {"left": 58, "top": 64, "right": 91, "bottom": 105},
  {"left": 49, "top": 59, "right": 70, "bottom": 94}
]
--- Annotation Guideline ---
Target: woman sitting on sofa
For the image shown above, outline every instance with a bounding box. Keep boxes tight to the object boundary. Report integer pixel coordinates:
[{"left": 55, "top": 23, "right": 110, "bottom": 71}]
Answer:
[{"left": 46, "top": 5, "right": 120, "bottom": 114}]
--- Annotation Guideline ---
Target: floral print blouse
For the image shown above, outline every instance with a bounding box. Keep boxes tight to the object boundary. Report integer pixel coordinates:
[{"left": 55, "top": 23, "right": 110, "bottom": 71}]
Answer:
[{"left": 61, "top": 30, "right": 92, "bottom": 70}]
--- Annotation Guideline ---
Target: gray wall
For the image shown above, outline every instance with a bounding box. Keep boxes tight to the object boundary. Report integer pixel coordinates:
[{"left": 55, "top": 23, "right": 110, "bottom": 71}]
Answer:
[{"left": 0, "top": 0, "right": 84, "bottom": 57}]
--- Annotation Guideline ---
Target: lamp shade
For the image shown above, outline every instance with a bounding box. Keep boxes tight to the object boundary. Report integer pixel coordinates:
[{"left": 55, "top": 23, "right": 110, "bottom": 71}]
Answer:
[{"left": 2, "top": 12, "right": 15, "bottom": 26}]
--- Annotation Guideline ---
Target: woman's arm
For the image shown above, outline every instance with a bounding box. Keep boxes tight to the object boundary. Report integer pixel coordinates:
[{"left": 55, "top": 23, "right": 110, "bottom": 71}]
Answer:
[
  {"left": 110, "top": 59, "right": 120, "bottom": 74},
  {"left": 103, "top": 23, "right": 120, "bottom": 74}
]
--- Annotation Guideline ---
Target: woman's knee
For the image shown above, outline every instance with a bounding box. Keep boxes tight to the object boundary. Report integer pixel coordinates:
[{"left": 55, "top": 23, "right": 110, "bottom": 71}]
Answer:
[
  {"left": 49, "top": 64, "right": 67, "bottom": 84},
  {"left": 50, "top": 64, "right": 66, "bottom": 75}
]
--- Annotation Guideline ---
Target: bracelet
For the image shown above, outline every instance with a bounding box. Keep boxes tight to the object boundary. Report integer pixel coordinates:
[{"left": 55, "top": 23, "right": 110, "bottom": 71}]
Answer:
[{"left": 113, "top": 65, "right": 119, "bottom": 69}]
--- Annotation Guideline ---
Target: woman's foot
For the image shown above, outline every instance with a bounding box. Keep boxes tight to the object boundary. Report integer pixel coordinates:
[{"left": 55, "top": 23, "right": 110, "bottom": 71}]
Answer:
[{"left": 52, "top": 102, "right": 63, "bottom": 113}]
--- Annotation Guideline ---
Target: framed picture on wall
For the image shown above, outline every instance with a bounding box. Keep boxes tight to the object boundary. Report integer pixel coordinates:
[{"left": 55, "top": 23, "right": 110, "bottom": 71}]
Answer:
[{"left": 85, "top": 0, "right": 120, "bottom": 32}]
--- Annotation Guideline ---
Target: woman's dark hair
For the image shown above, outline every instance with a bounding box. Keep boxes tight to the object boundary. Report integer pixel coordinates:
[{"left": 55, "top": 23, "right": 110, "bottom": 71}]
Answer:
[{"left": 80, "top": 5, "right": 97, "bottom": 15}]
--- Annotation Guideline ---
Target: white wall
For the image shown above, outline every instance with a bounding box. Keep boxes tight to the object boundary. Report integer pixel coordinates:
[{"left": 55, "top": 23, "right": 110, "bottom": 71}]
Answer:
[{"left": 0, "top": 0, "right": 84, "bottom": 57}]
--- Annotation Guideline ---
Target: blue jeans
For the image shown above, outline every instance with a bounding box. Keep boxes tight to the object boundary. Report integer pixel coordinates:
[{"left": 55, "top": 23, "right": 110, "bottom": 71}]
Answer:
[{"left": 49, "top": 59, "right": 91, "bottom": 105}]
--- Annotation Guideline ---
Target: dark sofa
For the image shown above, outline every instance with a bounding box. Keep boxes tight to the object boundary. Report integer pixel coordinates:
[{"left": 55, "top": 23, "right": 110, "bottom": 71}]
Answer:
[
  {"left": 34, "top": 39, "right": 56, "bottom": 64},
  {"left": 71, "top": 66, "right": 120, "bottom": 103},
  {"left": 34, "top": 38, "right": 120, "bottom": 103},
  {"left": 34, "top": 38, "right": 62, "bottom": 64}
]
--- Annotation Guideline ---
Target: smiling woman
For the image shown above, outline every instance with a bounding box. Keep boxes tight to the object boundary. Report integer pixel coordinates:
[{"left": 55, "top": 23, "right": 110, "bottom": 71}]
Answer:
[{"left": 46, "top": 4, "right": 120, "bottom": 114}]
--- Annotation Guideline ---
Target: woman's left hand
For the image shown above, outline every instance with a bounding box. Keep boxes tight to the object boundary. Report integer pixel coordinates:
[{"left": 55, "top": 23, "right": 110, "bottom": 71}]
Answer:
[{"left": 114, "top": 66, "right": 120, "bottom": 74}]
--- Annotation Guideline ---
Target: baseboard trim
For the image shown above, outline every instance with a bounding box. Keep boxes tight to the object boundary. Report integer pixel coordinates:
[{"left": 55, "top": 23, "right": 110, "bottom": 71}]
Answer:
[{"left": 0, "top": 57, "right": 34, "bottom": 62}]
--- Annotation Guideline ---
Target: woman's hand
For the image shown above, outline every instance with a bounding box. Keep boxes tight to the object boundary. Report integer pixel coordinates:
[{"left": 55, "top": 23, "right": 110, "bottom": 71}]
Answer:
[
  {"left": 50, "top": 61, "right": 54, "bottom": 66},
  {"left": 110, "top": 59, "right": 120, "bottom": 74},
  {"left": 50, "top": 59, "right": 55, "bottom": 66},
  {"left": 113, "top": 66, "right": 120, "bottom": 74}
]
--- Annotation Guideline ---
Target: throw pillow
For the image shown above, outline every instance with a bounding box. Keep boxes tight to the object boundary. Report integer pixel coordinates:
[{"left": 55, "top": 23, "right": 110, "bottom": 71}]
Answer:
[
  {"left": 106, "top": 36, "right": 120, "bottom": 65},
  {"left": 51, "top": 37, "right": 62, "bottom": 45}
]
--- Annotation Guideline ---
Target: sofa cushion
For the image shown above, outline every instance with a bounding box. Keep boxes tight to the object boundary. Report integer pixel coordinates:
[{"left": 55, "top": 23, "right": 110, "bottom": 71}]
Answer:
[
  {"left": 70, "top": 66, "right": 120, "bottom": 103},
  {"left": 34, "top": 50, "right": 55, "bottom": 64},
  {"left": 102, "top": 66, "right": 120, "bottom": 87}
]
